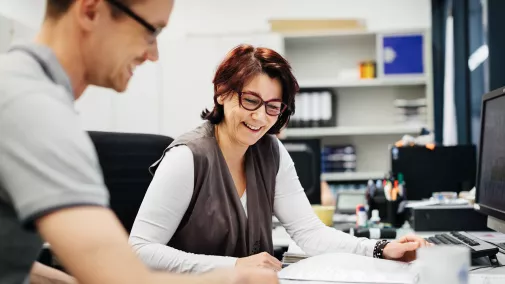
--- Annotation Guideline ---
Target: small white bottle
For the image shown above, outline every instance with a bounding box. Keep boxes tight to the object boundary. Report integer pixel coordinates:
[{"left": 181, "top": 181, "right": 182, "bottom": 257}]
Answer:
[{"left": 369, "top": 209, "right": 381, "bottom": 228}]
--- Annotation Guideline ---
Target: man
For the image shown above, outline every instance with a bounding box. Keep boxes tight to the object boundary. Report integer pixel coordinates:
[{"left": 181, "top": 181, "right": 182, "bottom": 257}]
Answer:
[{"left": 0, "top": 1, "right": 278, "bottom": 283}]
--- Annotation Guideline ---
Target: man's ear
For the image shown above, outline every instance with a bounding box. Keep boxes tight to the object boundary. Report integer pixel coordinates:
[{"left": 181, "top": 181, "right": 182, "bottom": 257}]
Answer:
[{"left": 75, "top": 0, "right": 103, "bottom": 32}]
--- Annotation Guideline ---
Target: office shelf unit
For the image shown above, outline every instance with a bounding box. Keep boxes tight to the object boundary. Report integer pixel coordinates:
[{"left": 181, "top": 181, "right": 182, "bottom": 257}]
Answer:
[{"left": 281, "top": 29, "right": 433, "bottom": 181}]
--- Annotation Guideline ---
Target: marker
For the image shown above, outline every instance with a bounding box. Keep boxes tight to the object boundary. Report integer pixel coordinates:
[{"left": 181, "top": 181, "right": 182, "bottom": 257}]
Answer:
[{"left": 398, "top": 173, "right": 405, "bottom": 198}]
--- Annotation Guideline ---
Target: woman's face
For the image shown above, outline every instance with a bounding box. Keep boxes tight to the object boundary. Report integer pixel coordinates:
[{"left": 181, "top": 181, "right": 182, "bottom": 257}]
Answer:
[{"left": 219, "top": 73, "right": 283, "bottom": 147}]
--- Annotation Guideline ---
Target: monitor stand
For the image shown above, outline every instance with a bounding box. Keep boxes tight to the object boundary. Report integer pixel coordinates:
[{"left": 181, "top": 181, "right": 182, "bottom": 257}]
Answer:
[
  {"left": 488, "top": 216, "right": 505, "bottom": 234},
  {"left": 479, "top": 216, "right": 505, "bottom": 267}
]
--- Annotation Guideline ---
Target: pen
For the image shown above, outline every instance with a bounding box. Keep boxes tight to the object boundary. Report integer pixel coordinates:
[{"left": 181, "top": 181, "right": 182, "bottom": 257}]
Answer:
[{"left": 384, "top": 181, "right": 392, "bottom": 201}]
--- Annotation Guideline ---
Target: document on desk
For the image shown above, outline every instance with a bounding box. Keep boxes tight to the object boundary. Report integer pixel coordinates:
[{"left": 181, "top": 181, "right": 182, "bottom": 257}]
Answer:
[
  {"left": 278, "top": 252, "right": 415, "bottom": 284},
  {"left": 469, "top": 274, "right": 505, "bottom": 284}
]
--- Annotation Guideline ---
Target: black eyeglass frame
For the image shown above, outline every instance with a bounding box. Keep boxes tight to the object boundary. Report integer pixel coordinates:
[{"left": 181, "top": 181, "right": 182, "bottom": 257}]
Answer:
[{"left": 106, "top": 0, "right": 163, "bottom": 38}]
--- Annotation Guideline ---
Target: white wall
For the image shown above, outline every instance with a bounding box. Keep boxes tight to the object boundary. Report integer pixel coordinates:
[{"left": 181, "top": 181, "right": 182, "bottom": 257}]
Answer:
[
  {"left": 0, "top": 15, "right": 37, "bottom": 53},
  {"left": 0, "top": 1, "right": 43, "bottom": 53},
  {"left": 75, "top": 61, "right": 164, "bottom": 134},
  {"left": 168, "top": 0, "right": 431, "bottom": 35},
  {"left": 0, "top": 0, "right": 45, "bottom": 29}
]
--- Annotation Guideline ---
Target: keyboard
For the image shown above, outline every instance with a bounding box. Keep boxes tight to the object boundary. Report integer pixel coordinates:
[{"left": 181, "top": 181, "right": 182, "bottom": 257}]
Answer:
[{"left": 425, "top": 231, "right": 499, "bottom": 259}]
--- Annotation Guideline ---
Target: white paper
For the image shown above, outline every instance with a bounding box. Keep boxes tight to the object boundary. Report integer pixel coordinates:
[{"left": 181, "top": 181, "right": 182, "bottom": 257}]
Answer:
[
  {"left": 469, "top": 274, "right": 505, "bottom": 284},
  {"left": 278, "top": 253, "right": 415, "bottom": 284}
]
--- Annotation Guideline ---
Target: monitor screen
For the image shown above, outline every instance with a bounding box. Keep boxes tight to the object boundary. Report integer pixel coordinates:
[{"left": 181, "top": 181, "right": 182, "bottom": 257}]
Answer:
[{"left": 476, "top": 90, "right": 505, "bottom": 232}]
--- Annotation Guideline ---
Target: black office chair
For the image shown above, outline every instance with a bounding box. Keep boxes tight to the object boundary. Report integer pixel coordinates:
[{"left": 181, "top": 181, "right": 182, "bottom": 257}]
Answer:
[
  {"left": 87, "top": 131, "right": 173, "bottom": 233},
  {"left": 38, "top": 131, "right": 173, "bottom": 268}
]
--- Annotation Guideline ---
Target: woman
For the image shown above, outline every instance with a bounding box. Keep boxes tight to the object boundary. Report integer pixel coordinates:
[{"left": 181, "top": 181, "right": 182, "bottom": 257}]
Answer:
[{"left": 129, "top": 44, "right": 428, "bottom": 273}]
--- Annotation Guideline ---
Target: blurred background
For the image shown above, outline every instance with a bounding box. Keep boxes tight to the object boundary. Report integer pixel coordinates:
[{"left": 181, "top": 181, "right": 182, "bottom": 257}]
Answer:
[{"left": 1, "top": 0, "right": 502, "bottom": 209}]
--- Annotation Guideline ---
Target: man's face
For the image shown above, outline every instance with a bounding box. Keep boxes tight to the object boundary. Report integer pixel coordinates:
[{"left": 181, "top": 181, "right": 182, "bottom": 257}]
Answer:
[{"left": 81, "top": 0, "right": 173, "bottom": 92}]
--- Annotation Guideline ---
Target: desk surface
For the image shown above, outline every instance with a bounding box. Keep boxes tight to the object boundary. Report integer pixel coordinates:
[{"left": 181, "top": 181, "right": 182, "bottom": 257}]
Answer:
[
  {"left": 277, "top": 249, "right": 505, "bottom": 284},
  {"left": 274, "top": 223, "right": 505, "bottom": 283}
]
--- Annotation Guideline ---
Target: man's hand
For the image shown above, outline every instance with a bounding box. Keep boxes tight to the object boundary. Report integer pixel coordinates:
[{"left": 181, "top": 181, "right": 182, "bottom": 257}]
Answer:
[
  {"left": 35, "top": 206, "right": 160, "bottom": 284},
  {"left": 235, "top": 252, "right": 282, "bottom": 271},
  {"left": 382, "top": 234, "right": 431, "bottom": 262},
  {"left": 30, "top": 262, "right": 77, "bottom": 284},
  {"left": 201, "top": 267, "right": 279, "bottom": 284}
]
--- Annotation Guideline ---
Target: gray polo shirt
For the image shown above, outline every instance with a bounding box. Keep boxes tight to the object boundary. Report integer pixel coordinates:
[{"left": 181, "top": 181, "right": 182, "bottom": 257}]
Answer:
[{"left": 0, "top": 43, "right": 109, "bottom": 284}]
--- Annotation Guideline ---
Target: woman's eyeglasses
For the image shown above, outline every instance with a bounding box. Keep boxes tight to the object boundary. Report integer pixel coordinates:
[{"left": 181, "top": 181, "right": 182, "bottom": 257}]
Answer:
[{"left": 238, "top": 91, "right": 287, "bottom": 116}]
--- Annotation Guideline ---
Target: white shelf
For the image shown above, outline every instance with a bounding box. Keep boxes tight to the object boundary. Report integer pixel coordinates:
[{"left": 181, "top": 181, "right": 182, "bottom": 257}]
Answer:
[
  {"left": 298, "top": 77, "right": 427, "bottom": 88},
  {"left": 322, "top": 171, "right": 385, "bottom": 182},
  {"left": 284, "top": 125, "right": 423, "bottom": 137}
]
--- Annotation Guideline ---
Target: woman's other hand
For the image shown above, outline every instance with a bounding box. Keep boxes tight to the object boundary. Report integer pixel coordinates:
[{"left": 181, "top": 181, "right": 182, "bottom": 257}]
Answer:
[
  {"left": 235, "top": 252, "right": 282, "bottom": 271},
  {"left": 382, "top": 234, "right": 432, "bottom": 262}
]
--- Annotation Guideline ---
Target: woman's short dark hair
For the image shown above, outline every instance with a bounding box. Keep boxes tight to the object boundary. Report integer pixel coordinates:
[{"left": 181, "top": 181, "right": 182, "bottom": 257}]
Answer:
[{"left": 201, "top": 44, "right": 299, "bottom": 134}]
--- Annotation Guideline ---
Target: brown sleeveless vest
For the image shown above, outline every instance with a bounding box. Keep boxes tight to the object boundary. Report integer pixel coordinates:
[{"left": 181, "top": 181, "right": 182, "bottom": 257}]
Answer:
[{"left": 149, "top": 122, "right": 279, "bottom": 257}]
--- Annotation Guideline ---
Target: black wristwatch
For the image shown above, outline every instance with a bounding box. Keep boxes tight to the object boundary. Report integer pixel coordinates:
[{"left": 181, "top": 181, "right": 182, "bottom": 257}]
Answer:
[{"left": 373, "top": 240, "right": 390, "bottom": 259}]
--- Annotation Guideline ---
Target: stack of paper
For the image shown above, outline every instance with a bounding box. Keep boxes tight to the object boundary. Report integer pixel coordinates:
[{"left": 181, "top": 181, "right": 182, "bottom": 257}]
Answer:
[
  {"left": 278, "top": 252, "right": 415, "bottom": 284},
  {"left": 281, "top": 252, "right": 309, "bottom": 267},
  {"left": 282, "top": 242, "right": 308, "bottom": 267}
]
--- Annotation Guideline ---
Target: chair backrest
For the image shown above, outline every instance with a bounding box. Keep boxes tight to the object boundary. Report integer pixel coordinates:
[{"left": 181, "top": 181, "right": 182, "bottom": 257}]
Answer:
[{"left": 87, "top": 131, "right": 173, "bottom": 233}]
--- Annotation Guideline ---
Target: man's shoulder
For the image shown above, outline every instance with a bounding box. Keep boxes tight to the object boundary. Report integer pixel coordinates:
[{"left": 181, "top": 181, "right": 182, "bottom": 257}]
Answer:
[{"left": 0, "top": 51, "right": 68, "bottom": 111}]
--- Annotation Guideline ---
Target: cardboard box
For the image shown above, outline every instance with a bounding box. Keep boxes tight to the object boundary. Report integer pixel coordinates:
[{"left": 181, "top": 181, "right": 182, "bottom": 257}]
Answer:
[{"left": 269, "top": 19, "right": 366, "bottom": 33}]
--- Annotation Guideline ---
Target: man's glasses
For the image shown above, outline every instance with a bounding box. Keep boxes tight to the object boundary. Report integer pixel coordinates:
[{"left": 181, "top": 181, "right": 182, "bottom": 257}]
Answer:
[
  {"left": 238, "top": 91, "right": 288, "bottom": 116},
  {"left": 106, "top": 0, "right": 163, "bottom": 41}
]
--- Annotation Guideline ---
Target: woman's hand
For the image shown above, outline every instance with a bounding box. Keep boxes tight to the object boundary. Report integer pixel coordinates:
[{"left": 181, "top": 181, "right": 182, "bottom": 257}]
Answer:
[
  {"left": 235, "top": 252, "right": 282, "bottom": 271},
  {"left": 382, "top": 234, "right": 432, "bottom": 262}
]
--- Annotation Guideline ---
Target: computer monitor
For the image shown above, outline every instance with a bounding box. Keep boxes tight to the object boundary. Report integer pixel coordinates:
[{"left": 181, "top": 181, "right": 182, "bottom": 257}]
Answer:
[
  {"left": 475, "top": 87, "right": 505, "bottom": 234},
  {"left": 281, "top": 138, "right": 321, "bottom": 204}
]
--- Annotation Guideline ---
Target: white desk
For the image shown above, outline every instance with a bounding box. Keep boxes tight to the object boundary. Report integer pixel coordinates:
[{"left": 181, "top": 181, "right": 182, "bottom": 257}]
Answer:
[{"left": 279, "top": 262, "right": 505, "bottom": 284}]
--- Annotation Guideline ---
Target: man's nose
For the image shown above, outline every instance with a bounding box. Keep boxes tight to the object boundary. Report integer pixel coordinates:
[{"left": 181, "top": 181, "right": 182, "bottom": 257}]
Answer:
[{"left": 145, "top": 40, "right": 159, "bottom": 62}]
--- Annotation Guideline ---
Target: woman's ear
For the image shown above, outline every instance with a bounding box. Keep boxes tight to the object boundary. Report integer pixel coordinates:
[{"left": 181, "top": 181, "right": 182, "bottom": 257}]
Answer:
[{"left": 217, "top": 95, "right": 225, "bottom": 105}]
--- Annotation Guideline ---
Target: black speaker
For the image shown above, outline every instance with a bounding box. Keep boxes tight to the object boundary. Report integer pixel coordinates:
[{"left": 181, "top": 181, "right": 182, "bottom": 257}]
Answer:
[
  {"left": 391, "top": 145, "right": 477, "bottom": 201},
  {"left": 281, "top": 138, "right": 321, "bottom": 204}
]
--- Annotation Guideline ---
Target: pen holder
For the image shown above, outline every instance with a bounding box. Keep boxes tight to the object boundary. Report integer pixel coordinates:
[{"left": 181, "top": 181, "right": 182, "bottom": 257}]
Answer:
[
  {"left": 368, "top": 192, "right": 406, "bottom": 228},
  {"left": 386, "top": 199, "right": 403, "bottom": 228}
]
